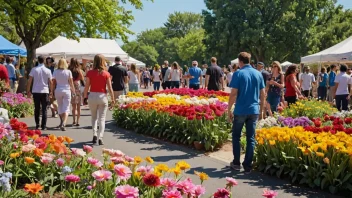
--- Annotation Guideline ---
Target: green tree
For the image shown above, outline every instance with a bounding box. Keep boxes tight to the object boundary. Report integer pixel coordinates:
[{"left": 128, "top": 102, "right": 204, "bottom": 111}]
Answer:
[
  {"left": 136, "top": 28, "right": 167, "bottom": 63},
  {"left": 0, "top": 11, "right": 20, "bottom": 44},
  {"left": 164, "top": 12, "right": 203, "bottom": 38},
  {"left": 177, "top": 29, "right": 206, "bottom": 62},
  {"left": 203, "top": 0, "right": 335, "bottom": 64},
  {"left": 0, "top": 0, "right": 150, "bottom": 69},
  {"left": 122, "top": 41, "right": 159, "bottom": 66}
]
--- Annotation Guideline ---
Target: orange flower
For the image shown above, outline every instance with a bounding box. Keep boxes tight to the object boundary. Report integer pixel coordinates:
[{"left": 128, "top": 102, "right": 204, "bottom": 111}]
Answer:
[
  {"left": 25, "top": 157, "right": 35, "bottom": 164},
  {"left": 52, "top": 142, "right": 66, "bottom": 154},
  {"left": 10, "top": 152, "right": 20, "bottom": 158},
  {"left": 34, "top": 148, "right": 43, "bottom": 157},
  {"left": 48, "top": 134, "right": 57, "bottom": 143},
  {"left": 32, "top": 135, "right": 39, "bottom": 140},
  {"left": 57, "top": 136, "right": 65, "bottom": 143},
  {"left": 24, "top": 183, "right": 44, "bottom": 194},
  {"left": 64, "top": 136, "right": 74, "bottom": 144}
]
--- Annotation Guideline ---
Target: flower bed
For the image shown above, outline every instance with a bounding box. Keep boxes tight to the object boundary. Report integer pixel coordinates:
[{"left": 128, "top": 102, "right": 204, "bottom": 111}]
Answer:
[
  {"left": 113, "top": 89, "right": 232, "bottom": 151},
  {"left": 0, "top": 93, "right": 34, "bottom": 118},
  {"left": 0, "top": 119, "right": 279, "bottom": 197},
  {"left": 281, "top": 99, "right": 337, "bottom": 119}
]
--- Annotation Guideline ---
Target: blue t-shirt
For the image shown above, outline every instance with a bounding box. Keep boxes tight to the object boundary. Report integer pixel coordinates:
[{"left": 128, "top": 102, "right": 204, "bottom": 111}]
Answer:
[
  {"left": 319, "top": 73, "right": 328, "bottom": 87},
  {"left": 229, "top": 65, "right": 265, "bottom": 115},
  {"left": 329, "top": 72, "right": 336, "bottom": 86},
  {"left": 188, "top": 66, "right": 202, "bottom": 85}
]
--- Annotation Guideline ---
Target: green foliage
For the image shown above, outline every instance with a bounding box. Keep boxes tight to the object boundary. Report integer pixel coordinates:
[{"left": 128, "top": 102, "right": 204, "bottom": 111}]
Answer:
[
  {"left": 122, "top": 41, "right": 159, "bottom": 66},
  {"left": 177, "top": 29, "right": 206, "bottom": 62},
  {"left": 164, "top": 11, "right": 204, "bottom": 38}
]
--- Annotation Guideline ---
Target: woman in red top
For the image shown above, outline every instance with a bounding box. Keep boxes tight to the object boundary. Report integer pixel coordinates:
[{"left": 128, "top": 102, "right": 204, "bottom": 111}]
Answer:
[
  {"left": 83, "top": 54, "right": 115, "bottom": 145},
  {"left": 284, "top": 64, "right": 303, "bottom": 106}
]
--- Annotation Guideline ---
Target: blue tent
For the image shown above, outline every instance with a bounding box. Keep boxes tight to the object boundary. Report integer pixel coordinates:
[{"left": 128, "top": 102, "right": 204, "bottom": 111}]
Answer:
[{"left": 0, "top": 35, "right": 27, "bottom": 57}]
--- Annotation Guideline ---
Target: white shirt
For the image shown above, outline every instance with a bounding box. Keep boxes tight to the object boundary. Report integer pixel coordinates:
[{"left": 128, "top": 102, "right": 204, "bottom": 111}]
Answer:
[
  {"left": 53, "top": 69, "right": 72, "bottom": 91},
  {"left": 127, "top": 71, "right": 139, "bottom": 84},
  {"left": 301, "top": 73, "right": 315, "bottom": 91},
  {"left": 164, "top": 67, "right": 171, "bottom": 82},
  {"left": 227, "top": 72, "right": 233, "bottom": 84},
  {"left": 152, "top": 71, "right": 161, "bottom": 82},
  {"left": 202, "top": 68, "right": 207, "bottom": 76},
  {"left": 170, "top": 69, "right": 181, "bottom": 81},
  {"left": 335, "top": 72, "right": 352, "bottom": 95},
  {"left": 5, "top": 63, "right": 15, "bottom": 79},
  {"left": 29, "top": 64, "right": 52, "bottom": 93}
]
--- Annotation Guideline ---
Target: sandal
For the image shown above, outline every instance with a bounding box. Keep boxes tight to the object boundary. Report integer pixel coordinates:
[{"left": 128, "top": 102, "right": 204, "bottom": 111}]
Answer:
[{"left": 75, "top": 123, "right": 80, "bottom": 126}]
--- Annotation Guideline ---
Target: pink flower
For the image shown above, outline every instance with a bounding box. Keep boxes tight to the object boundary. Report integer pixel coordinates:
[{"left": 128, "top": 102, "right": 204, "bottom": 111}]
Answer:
[
  {"left": 114, "top": 164, "right": 132, "bottom": 180},
  {"left": 0, "top": 160, "right": 4, "bottom": 166},
  {"left": 175, "top": 178, "right": 195, "bottom": 194},
  {"left": 103, "top": 148, "right": 124, "bottom": 157},
  {"left": 162, "top": 189, "right": 182, "bottom": 198},
  {"left": 136, "top": 166, "right": 154, "bottom": 175},
  {"left": 262, "top": 189, "right": 278, "bottom": 198},
  {"left": 40, "top": 156, "right": 54, "bottom": 165},
  {"left": 56, "top": 158, "right": 65, "bottom": 167},
  {"left": 22, "top": 144, "right": 36, "bottom": 152},
  {"left": 115, "top": 185, "right": 139, "bottom": 198},
  {"left": 71, "top": 148, "right": 86, "bottom": 157},
  {"left": 65, "top": 174, "right": 80, "bottom": 183},
  {"left": 13, "top": 143, "right": 18, "bottom": 149},
  {"left": 160, "top": 178, "right": 176, "bottom": 189},
  {"left": 124, "top": 155, "right": 134, "bottom": 162},
  {"left": 111, "top": 157, "right": 125, "bottom": 164},
  {"left": 226, "top": 177, "right": 238, "bottom": 187},
  {"left": 213, "top": 188, "right": 230, "bottom": 198},
  {"left": 87, "top": 157, "right": 103, "bottom": 168},
  {"left": 83, "top": 145, "right": 93, "bottom": 153},
  {"left": 192, "top": 185, "right": 206, "bottom": 197},
  {"left": 92, "top": 170, "right": 112, "bottom": 181}
]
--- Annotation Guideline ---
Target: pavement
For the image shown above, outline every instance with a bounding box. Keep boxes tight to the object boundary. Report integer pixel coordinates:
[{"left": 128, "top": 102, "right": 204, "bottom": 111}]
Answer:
[{"left": 19, "top": 85, "right": 340, "bottom": 197}]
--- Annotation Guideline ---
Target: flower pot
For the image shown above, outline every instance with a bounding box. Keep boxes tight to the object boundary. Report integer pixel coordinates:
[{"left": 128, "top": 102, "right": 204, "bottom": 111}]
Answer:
[{"left": 193, "top": 141, "right": 204, "bottom": 150}]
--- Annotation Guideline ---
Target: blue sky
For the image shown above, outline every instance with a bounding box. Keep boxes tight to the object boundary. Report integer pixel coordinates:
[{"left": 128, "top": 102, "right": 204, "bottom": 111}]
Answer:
[{"left": 119, "top": 0, "right": 352, "bottom": 44}]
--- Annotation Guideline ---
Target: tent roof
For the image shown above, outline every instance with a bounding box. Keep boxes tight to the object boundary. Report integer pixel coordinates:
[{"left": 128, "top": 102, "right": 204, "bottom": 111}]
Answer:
[
  {"left": 281, "top": 61, "right": 293, "bottom": 66},
  {"left": 36, "top": 36, "right": 128, "bottom": 61},
  {"left": 231, "top": 58, "right": 238, "bottom": 64},
  {"left": 0, "top": 35, "right": 27, "bottom": 56},
  {"left": 301, "top": 36, "right": 352, "bottom": 63},
  {"left": 127, "top": 57, "right": 146, "bottom": 67}
]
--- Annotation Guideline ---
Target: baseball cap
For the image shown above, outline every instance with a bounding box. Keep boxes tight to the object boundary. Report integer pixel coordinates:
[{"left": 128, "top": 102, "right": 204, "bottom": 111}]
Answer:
[{"left": 257, "top": 62, "right": 265, "bottom": 66}]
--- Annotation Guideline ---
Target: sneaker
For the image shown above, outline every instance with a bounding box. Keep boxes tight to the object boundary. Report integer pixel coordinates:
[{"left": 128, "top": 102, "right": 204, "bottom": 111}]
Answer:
[
  {"left": 35, "top": 125, "right": 40, "bottom": 130},
  {"left": 41, "top": 127, "right": 47, "bottom": 131},
  {"left": 230, "top": 162, "right": 241, "bottom": 171},
  {"left": 244, "top": 168, "right": 252, "bottom": 174},
  {"left": 98, "top": 139, "right": 104, "bottom": 145},
  {"left": 92, "top": 136, "right": 98, "bottom": 144}
]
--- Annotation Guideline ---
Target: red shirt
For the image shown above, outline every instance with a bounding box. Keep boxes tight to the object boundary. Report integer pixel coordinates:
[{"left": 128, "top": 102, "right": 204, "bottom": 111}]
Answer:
[
  {"left": 86, "top": 70, "right": 110, "bottom": 93},
  {"left": 285, "top": 74, "right": 296, "bottom": 97},
  {"left": 0, "top": 64, "right": 9, "bottom": 84}
]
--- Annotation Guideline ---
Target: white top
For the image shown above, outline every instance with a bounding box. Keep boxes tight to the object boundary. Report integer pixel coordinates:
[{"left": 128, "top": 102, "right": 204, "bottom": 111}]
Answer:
[
  {"left": 301, "top": 73, "right": 316, "bottom": 91},
  {"left": 29, "top": 64, "right": 52, "bottom": 93},
  {"left": 335, "top": 72, "right": 352, "bottom": 95},
  {"left": 53, "top": 69, "right": 72, "bottom": 91},
  {"left": 202, "top": 68, "right": 207, "bottom": 76},
  {"left": 152, "top": 71, "right": 161, "bottom": 82},
  {"left": 227, "top": 72, "right": 233, "bottom": 84},
  {"left": 5, "top": 63, "right": 15, "bottom": 79},
  {"left": 170, "top": 69, "right": 181, "bottom": 81},
  {"left": 164, "top": 67, "right": 171, "bottom": 82},
  {"left": 127, "top": 71, "right": 139, "bottom": 84}
]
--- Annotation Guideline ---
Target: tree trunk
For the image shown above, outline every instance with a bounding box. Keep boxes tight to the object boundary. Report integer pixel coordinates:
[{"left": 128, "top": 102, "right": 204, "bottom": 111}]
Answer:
[{"left": 26, "top": 46, "right": 36, "bottom": 77}]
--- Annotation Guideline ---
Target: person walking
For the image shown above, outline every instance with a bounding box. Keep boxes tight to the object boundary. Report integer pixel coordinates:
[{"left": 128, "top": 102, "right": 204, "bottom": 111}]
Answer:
[
  {"left": 127, "top": 63, "right": 140, "bottom": 92},
  {"left": 328, "top": 64, "right": 337, "bottom": 103},
  {"left": 5, "top": 57, "right": 16, "bottom": 93},
  {"left": 162, "top": 61, "right": 171, "bottom": 89},
  {"left": 69, "top": 58, "right": 84, "bottom": 126},
  {"left": 83, "top": 54, "right": 115, "bottom": 145},
  {"left": 334, "top": 64, "right": 351, "bottom": 111},
  {"left": 266, "top": 61, "right": 284, "bottom": 113},
  {"left": 205, "top": 57, "right": 224, "bottom": 91},
  {"left": 284, "top": 65, "right": 303, "bottom": 106},
  {"left": 51, "top": 59, "right": 75, "bottom": 131},
  {"left": 152, "top": 65, "right": 161, "bottom": 91},
  {"left": 318, "top": 67, "right": 328, "bottom": 101},
  {"left": 0, "top": 63, "right": 9, "bottom": 86},
  {"left": 227, "top": 52, "right": 265, "bottom": 173},
  {"left": 188, "top": 61, "right": 202, "bottom": 90},
  {"left": 108, "top": 56, "right": 128, "bottom": 100},
  {"left": 142, "top": 68, "right": 150, "bottom": 89},
  {"left": 300, "top": 66, "right": 316, "bottom": 97},
  {"left": 169, "top": 62, "right": 182, "bottom": 89},
  {"left": 27, "top": 56, "right": 52, "bottom": 130}
]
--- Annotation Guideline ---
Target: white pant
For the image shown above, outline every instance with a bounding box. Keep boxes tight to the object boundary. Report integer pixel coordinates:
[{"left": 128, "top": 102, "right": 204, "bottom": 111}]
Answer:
[
  {"left": 88, "top": 92, "right": 108, "bottom": 139},
  {"left": 55, "top": 90, "right": 71, "bottom": 114}
]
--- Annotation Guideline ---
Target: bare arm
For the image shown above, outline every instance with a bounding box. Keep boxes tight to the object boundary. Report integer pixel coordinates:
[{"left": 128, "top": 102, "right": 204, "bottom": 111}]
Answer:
[
  {"left": 220, "top": 76, "right": 225, "bottom": 90},
  {"left": 68, "top": 78, "right": 75, "bottom": 94},
  {"left": 228, "top": 88, "right": 238, "bottom": 114},
  {"left": 83, "top": 78, "right": 90, "bottom": 99},
  {"left": 50, "top": 79, "right": 56, "bottom": 97},
  {"left": 124, "top": 76, "right": 128, "bottom": 84},
  {"left": 290, "top": 77, "right": 302, "bottom": 96},
  {"left": 334, "top": 83, "right": 339, "bottom": 99},
  {"left": 205, "top": 75, "right": 210, "bottom": 88},
  {"left": 259, "top": 88, "right": 265, "bottom": 119},
  {"left": 26, "top": 76, "right": 33, "bottom": 97},
  {"left": 107, "top": 77, "right": 115, "bottom": 102}
]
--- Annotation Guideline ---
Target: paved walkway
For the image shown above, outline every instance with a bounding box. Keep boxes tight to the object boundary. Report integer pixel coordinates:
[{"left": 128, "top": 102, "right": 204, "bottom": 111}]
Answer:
[{"left": 20, "top": 107, "right": 339, "bottom": 197}]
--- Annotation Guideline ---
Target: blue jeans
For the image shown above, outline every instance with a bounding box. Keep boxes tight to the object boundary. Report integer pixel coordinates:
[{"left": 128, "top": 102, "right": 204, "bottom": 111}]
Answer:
[
  {"left": 128, "top": 83, "right": 139, "bottom": 92},
  {"left": 266, "top": 92, "right": 281, "bottom": 112},
  {"left": 171, "top": 81, "right": 180, "bottom": 89},
  {"left": 189, "top": 84, "right": 200, "bottom": 90},
  {"left": 232, "top": 114, "right": 258, "bottom": 169},
  {"left": 153, "top": 82, "right": 160, "bottom": 91}
]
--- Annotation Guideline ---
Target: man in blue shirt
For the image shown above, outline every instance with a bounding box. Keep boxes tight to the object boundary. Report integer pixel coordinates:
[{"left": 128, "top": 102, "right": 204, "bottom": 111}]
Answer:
[
  {"left": 188, "top": 61, "right": 202, "bottom": 90},
  {"left": 328, "top": 64, "right": 337, "bottom": 102},
  {"left": 228, "top": 52, "right": 265, "bottom": 173}
]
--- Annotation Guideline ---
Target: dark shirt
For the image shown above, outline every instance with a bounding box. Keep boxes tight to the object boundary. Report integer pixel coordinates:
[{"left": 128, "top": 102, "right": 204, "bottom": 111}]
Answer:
[
  {"left": 261, "top": 69, "right": 270, "bottom": 86},
  {"left": 149, "top": 69, "right": 153, "bottom": 76},
  {"left": 49, "top": 66, "right": 55, "bottom": 75},
  {"left": 108, "top": 64, "right": 128, "bottom": 91},
  {"left": 161, "top": 67, "right": 168, "bottom": 79},
  {"left": 206, "top": 64, "right": 223, "bottom": 91}
]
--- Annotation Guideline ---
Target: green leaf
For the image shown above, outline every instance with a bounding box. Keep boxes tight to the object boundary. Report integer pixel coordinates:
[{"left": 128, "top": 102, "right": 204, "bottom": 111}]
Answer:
[
  {"left": 329, "top": 186, "right": 338, "bottom": 194},
  {"left": 49, "top": 185, "right": 59, "bottom": 196}
]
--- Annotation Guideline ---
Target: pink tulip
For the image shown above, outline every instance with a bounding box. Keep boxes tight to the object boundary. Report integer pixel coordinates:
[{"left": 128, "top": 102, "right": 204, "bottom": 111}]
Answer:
[
  {"left": 92, "top": 170, "right": 112, "bottom": 182},
  {"left": 83, "top": 145, "right": 93, "bottom": 153},
  {"left": 213, "top": 188, "right": 230, "bottom": 198},
  {"left": 22, "top": 144, "right": 36, "bottom": 152},
  {"left": 175, "top": 178, "right": 195, "bottom": 194},
  {"left": 162, "top": 189, "right": 182, "bottom": 198},
  {"left": 0, "top": 160, "right": 4, "bottom": 165},
  {"left": 226, "top": 177, "right": 238, "bottom": 187},
  {"left": 40, "top": 156, "right": 54, "bottom": 165},
  {"left": 160, "top": 178, "right": 176, "bottom": 189},
  {"left": 262, "top": 189, "right": 278, "bottom": 198},
  {"left": 136, "top": 166, "right": 154, "bottom": 175},
  {"left": 111, "top": 157, "right": 125, "bottom": 164},
  {"left": 65, "top": 174, "right": 80, "bottom": 183},
  {"left": 124, "top": 155, "right": 134, "bottom": 162},
  {"left": 114, "top": 164, "right": 132, "bottom": 180},
  {"left": 87, "top": 157, "right": 103, "bottom": 168},
  {"left": 115, "top": 185, "right": 139, "bottom": 198},
  {"left": 56, "top": 158, "right": 65, "bottom": 167},
  {"left": 192, "top": 185, "right": 206, "bottom": 197}
]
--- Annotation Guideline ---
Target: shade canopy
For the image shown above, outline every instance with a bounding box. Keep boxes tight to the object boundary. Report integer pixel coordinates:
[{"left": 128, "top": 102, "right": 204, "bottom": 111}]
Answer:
[
  {"left": 231, "top": 58, "right": 239, "bottom": 65},
  {"left": 301, "top": 36, "right": 352, "bottom": 63},
  {"left": 0, "top": 35, "right": 27, "bottom": 56},
  {"left": 281, "top": 61, "right": 293, "bottom": 66},
  {"left": 36, "top": 36, "right": 129, "bottom": 61},
  {"left": 126, "top": 57, "right": 146, "bottom": 67}
]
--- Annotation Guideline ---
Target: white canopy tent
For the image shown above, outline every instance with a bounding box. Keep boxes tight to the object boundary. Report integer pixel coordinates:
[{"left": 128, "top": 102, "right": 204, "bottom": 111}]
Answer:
[
  {"left": 301, "top": 36, "right": 352, "bottom": 63},
  {"left": 36, "top": 36, "right": 129, "bottom": 61},
  {"left": 126, "top": 57, "right": 146, "bottom": 67},
  {"left": 281, "top": 61, "right": 293, "bottom": 66},
  {"left": 231, "top": 58, "right": 239, "bottom": 65}
]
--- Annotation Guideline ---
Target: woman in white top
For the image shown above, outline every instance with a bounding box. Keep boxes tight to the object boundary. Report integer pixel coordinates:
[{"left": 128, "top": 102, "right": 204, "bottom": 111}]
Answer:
[
  {"left": 127, "top": 63, "right": 140, "bottom": 92},
  {"left": 335, "top": 64, "right": 352, "bottom": 111},
  {"left": 152, "top": 65, "right": 161, "bottom": 91},
  {"left": 50, "top": 58, "right": 75, "bottom": 131},
  {"left": 169, "top": 62, "right": 182, "bottom": 89}
]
